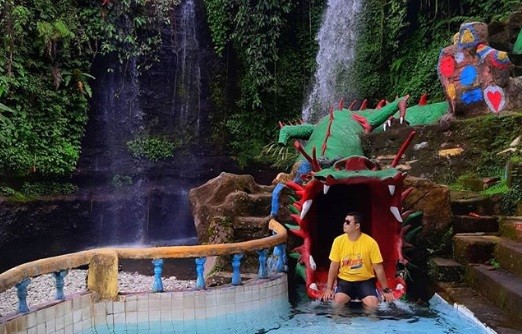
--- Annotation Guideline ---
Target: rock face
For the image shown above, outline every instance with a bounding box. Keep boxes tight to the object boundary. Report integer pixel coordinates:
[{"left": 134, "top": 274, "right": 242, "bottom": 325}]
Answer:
[
  {"left": 403, "top": 177, "right": 452, "bottom": 250},
  {"left": 0, "top": 198, "right": 94, "bottom": 272},
  {"left": 189, "top": 172, "right": 273, "bottom": 242},
  {"left": 188, "top": 172, "right": 274, "bottom": 273}
]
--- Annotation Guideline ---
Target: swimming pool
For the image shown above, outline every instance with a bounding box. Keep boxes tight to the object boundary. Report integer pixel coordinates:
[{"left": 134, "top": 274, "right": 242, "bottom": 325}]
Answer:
[{"left": 84, "top": 294, "right": 492, "bottom": 334}]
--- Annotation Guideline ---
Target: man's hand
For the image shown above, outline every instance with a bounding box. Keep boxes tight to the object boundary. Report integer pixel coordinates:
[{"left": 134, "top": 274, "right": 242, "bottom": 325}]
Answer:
[
  {"left": 321, "top": 288, "right": 334, "bottom": 301},
  {"left": 382, "top": 290, "right": 396, "bottom": 302}
]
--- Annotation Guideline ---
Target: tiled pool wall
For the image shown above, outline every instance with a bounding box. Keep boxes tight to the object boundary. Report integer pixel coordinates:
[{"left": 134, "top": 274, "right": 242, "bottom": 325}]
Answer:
[{"left": 0, "top": 274, "right": 288, "bottom": 334}]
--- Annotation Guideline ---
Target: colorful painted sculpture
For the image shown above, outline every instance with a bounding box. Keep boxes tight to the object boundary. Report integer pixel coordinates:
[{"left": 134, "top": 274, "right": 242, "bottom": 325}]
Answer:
[
  {"left": 271, "top": 96, "right": 424, "bottom": 300},
  {"left": 437, "top": 22, "right": 513, "bottom": 116}
]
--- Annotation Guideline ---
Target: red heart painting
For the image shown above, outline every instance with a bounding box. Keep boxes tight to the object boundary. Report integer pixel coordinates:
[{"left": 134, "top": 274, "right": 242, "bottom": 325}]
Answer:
[
  {"left": 487, "top": 91, "right": 501, "bottom": 110},
  {"left": 483, "top": 85, "right": 505, "bottom": 113}
]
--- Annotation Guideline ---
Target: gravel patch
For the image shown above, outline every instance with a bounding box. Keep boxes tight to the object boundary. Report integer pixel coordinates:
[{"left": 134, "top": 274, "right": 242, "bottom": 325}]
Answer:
[{"left": 0, "top": 270, "right": 195, "bottom": 317}]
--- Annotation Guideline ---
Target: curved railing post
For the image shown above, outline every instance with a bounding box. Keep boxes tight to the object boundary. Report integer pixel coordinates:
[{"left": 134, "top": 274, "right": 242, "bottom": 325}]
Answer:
[
  {"left": 231, "top": 253, "right": 244, "bottom": 285},
  {"left": 195, "top": 257, "right": 206, "bottom": 290},
  {"left": 274, "top": 244, "right": 286, "bottom": 272},
  {"left": 257, "top": 248, "right": 268, "bottom": 279},
  {"left": 52, "top": 269, "right": 69, "bottom": 300},
  {"left": 152, "top": 259, "right": 164, "bottom": 292},
  {"left": 16, "top": 278, "right": 31, "bottom": 313}
]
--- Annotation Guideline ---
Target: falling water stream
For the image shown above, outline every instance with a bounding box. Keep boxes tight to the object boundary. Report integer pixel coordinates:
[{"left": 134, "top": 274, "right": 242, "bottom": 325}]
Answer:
[
  {"left": 78, "top": 0, "right": 213, "bottom": 248},
  {"left": 302, "top": 0, "right": 363, "bottom": 122}
]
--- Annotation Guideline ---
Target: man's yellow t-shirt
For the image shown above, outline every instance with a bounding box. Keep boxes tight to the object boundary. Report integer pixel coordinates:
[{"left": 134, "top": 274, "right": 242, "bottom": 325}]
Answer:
[{"left": 329, "top": 233, "right": 383, "bottom": 282}]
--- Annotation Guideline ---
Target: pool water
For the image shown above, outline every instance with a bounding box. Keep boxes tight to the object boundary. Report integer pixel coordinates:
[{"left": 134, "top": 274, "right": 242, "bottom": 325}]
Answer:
[{"left": 85, "top": 294, "right": 493, "bottom": 334}]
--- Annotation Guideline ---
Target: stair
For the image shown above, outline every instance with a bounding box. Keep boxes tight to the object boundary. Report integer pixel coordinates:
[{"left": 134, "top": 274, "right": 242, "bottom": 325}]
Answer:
[
  {"left": 499, "top": 216, "right": 522, "bottom": 242},
  {"left": 453, "top": 215, "right": 499, "bottom": 233},
  {"left": 449, "top": 193, "right": 501, "bottom": 216},
  {"left": 466, "top": 264, "right": 522, "bottom": 322},
  {"left": 431, "top": 192, "right": 522, "bottom": 332},
  {"left": 453, "top": 234, "right": 500, "bottom": 265},
  {"left": 429, "top": 257, "right": 464, "bottom": 282},
  {"left": 435, "top": 282, "right": 522, "bottom": 334},
  {"left": 496, "top": 238, "right": 522, "bottom": 277}
]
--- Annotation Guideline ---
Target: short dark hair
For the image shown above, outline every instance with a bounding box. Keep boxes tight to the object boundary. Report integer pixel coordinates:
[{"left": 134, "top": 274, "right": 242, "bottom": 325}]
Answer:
[{"left": 345, "top": 212, "right": 363, "bottom": 225}]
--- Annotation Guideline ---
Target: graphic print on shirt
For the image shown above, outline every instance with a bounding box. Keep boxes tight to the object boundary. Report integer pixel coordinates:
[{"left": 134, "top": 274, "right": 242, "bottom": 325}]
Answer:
[{"left": 342, "top": 253, "right": 363, "bottom": 270}]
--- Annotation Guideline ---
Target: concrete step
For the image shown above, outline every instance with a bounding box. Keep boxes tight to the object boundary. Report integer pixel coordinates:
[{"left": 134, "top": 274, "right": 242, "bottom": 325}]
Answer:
[
  {"left": 499, "top": 216, "right": 522, "bottom": 241},
  {"left": 452, "top": 215, "right": 499, "bottom": 233},
  {"left": 453, "top": 234, "right": 500, "bottom": 265},
  {"left": 495, "top": 238, "right": 522, "bottom": 278},
  {"left": 435, "top": 282, "right": 522, "bottom": 333},
  {"left": 429, "top": 257, "right": 464, "bottom": 282},
  {"left": 450, "top": 192, "right": 501, "bottom": 216},
  {"left": 466, "top": 264, "right": 522, "bottom": 321}
]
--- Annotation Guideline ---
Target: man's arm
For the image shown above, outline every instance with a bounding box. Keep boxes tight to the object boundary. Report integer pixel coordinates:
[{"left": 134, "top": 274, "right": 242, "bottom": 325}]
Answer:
[
  {"left": 373, "top": 262, "right": 395, "bottom": 302},
  {"left": 321, "top": 261, "right": 340, "bottom": 301}
]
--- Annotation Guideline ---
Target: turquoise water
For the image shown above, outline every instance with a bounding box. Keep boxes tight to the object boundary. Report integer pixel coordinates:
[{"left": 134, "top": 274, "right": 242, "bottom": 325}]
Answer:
[{"left": 85, "top": 294, "right": 492, "bottom": 334}]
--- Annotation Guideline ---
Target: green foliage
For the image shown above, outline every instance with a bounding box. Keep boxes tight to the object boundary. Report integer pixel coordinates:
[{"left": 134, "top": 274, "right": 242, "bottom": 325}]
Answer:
[
  {"left": 126, "top": 136, "right": 180, "bottom": 161},
  {"left": 260, "top": 142, "right": 299, "bottom": 171},
  {"left": 20, "top": 181, "right": 78, "bottom": 197},
  {"left": 500, "top": 184, "right": 522, "bottom": 215},
  {"left": 482, "top": 181, "right": 509, "bottom": 196},
  {"left": 0, "top": 0, "right": 180, "bottom": 178},
  {"left": 111, "top": 175, "right": 133, "bottom": 188},
  {"left": 0, "top": 186, "right": 18, "bottom": 197},
  {"left": 462, "top": 114, "right": 522, "bottom": 177},
  {"left": 225, "top": 111, "right": 278, "bottom": 167},
  {"left": 487, "top": 258, "right": 501, "bottom": 269},
  {"left": 426, "top": 226, "right": 454, "bottom": 256},
  {"left": 204, "top": 0, "right": 326, "bottom": 165},
  {"left": 203, "top": 0, "right": 230, "bottom": 56},
  {"left": 0, "top": 0, "right": 98, "bottom": 177},
  {"left": 99, "top": 0, "right": 180, "bottom": 69},
  {"left": 481, "top": 181, "right": 520, "bottom": 215}
]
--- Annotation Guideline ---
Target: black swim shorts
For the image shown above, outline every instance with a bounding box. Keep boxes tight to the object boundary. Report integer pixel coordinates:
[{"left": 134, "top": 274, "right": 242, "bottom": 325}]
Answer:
[{"left": 335, "top": 277, "right": 378, "bottom": 300}]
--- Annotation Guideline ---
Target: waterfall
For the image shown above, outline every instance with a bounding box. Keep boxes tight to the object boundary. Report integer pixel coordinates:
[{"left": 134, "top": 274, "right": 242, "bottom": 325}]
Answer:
[
  {"left": 77, "top": 0, "right": 216, "bottom": 247},
  {"left": 302, "top": 0, "right": 363, "bottom": 122},
  {"left": 172, "top": 0, "right": 202, "bottom": 136}
]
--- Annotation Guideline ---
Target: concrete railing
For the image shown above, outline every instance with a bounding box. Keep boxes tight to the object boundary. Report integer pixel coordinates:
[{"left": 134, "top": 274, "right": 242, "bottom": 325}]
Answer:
[{"left": 0, "top": 218, "right": 287, "bottom": 313}]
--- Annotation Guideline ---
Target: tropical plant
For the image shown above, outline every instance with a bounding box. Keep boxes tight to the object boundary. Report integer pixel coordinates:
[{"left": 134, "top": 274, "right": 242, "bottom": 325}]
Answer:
[{"left": 0, "top": 0, "right": 180, "bottom": 178}]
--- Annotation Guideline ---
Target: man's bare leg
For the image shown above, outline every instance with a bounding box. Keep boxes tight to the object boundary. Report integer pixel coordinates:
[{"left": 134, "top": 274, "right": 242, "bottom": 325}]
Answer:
[
  {"left": 361, "top": 295, "right": 379, "bottom": 309},
  {"left": 333, "top": 292, "right": 351, "bottom": 308}
]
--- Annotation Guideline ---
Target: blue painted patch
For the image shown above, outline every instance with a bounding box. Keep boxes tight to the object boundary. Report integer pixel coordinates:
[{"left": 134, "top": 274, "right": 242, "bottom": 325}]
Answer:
[
  {"left": 461, "top": 88, "right": 483, "bottom": 104},
  {"left": 460, "top": 66, "right": 477, "bottom": 86}
]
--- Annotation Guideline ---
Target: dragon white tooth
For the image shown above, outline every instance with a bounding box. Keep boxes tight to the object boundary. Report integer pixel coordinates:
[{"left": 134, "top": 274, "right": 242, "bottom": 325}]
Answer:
[
  {"left": 387, "top": 119, "right": 392, "bottom": 127},
  {"left": 390, "top": 206, "right": 403, "bottom": 222},
  {"left": 323, "top": 185, "right": 330, "bottom": 194},
  {"left": 300, "top": 199, "right": 313, "bottom": 220},
  {"left": 400, "top": 116, "right": 404, "bottom": 124},
  {"left": 309, "top": 283, "right": 319, "bottom": 291},
  {"left": 383, "top": 123, "right": 387, "bottom": 132},
  {"left": 388, "top": 185, "right": 396, "bottom": 195},
  {"left": 309, "top": 255, "right": 317, "bottom": 271}
]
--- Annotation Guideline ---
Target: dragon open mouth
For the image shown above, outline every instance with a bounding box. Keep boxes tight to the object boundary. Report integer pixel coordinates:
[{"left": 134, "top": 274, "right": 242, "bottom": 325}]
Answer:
[{"left": 285, "top": 156, "right": 409, "bottom": 300}]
